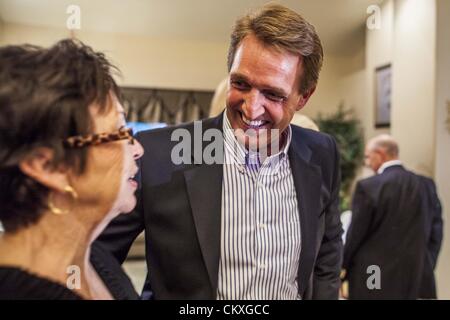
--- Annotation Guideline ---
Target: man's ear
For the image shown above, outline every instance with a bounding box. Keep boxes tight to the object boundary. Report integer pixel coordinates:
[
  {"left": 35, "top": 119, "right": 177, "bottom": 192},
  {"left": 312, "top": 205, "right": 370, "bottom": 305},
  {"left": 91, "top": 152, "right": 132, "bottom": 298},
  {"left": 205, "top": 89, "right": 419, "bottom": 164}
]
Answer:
[
  {"left": 19, "top": 148, "right": 69, "bottom": 193},
  {"left": 296, "top": 86, "right": 317, "bottom": 111}
]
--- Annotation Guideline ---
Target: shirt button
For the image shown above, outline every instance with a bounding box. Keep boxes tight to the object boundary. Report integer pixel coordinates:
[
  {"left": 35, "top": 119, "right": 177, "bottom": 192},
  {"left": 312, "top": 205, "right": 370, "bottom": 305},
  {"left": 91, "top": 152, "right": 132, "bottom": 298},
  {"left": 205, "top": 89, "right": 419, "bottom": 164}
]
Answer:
[
  {"left": 259, "top": 223, "right": 266, "bottom": 229},
  {"left": 259, "top": 264, "right": 266, "bottom": 269}
]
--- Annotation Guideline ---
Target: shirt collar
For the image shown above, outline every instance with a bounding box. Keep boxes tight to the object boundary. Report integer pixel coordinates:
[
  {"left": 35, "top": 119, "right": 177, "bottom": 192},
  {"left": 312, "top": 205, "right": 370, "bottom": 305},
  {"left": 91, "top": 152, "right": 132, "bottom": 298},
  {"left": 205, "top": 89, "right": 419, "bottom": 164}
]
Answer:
[
  {"left": 222, "top": 111, "right": 292, "bottom": 167},
  {"left": 377, "top": 159, "right": 403, "bottom": 174}
]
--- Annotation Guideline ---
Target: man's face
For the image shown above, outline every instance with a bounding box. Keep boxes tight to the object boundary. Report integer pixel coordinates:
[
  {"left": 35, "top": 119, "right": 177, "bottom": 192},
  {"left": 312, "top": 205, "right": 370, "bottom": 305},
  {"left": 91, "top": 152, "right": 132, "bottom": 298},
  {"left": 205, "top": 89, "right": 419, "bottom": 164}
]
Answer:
[
  {"left": 226, "top": 34, "right": 313, "bottom": 151},
  {"left": 364, "top": 146, "right": 383, "bottom": 173}
]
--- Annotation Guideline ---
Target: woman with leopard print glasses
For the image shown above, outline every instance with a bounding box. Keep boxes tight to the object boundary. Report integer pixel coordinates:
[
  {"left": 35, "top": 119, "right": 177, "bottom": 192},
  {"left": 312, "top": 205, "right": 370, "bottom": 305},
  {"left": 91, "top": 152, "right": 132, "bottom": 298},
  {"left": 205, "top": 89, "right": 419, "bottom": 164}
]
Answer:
[{"left": 0, "top": 39, "right": 144, "bottom": 300}]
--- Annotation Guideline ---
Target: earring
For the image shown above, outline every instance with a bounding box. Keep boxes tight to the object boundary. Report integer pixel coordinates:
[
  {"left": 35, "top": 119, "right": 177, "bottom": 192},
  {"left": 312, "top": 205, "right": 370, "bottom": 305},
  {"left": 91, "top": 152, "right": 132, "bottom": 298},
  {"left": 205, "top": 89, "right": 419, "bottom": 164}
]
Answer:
[{"left": 48, "top": 185, "right": 79, "bottom": 215}]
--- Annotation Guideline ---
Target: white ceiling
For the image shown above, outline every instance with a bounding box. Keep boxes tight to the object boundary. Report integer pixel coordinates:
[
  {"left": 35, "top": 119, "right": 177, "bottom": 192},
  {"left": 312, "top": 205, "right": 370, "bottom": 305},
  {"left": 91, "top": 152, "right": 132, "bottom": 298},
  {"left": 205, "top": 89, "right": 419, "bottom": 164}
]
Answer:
[{"left": 0, "top": 0, "right": 383, "bottom": 54}]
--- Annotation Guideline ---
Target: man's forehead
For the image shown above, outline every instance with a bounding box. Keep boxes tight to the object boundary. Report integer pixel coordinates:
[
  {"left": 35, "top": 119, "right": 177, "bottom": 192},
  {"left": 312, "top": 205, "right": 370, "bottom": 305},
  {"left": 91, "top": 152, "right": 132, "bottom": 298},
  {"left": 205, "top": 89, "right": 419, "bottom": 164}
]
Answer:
[
  {"left": 231, "top": 36, "right": 303, "bottom": 91},
  {"left": 235, "top": 35, "right": 302, "bottom": 65}
]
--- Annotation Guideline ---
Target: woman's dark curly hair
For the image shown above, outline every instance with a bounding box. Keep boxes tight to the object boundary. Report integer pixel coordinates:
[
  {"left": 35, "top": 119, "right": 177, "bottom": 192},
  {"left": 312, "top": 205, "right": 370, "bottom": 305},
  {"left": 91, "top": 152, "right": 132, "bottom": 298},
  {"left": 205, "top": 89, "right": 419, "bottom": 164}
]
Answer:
[{"left": 0, "top": 39, "right": 121, "bottom": 232}]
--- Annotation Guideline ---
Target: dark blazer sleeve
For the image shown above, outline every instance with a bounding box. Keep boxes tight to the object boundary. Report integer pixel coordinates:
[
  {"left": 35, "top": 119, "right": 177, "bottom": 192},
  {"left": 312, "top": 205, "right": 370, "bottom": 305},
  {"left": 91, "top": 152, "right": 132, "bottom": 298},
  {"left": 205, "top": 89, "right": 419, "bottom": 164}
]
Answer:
[
  {"left": 90, "top": 242, "right": 140, "bottom": 300},
  {"left": 342, "top": 181, "right": 374, "bottom": 272},
  {"left": 312, "top": 136, "right": 344, "bottom": 299},
  {"left": 424, "top": 178, "right": 443, "bottom": 270},
  {"left": 93, "top": 134, "right": 146, "bottom": 264}
]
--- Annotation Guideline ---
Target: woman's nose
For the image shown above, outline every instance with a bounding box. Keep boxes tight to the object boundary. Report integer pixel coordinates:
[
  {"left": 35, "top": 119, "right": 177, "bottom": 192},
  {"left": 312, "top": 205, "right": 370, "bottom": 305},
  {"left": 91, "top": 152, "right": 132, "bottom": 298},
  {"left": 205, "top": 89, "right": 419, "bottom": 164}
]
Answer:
[{"left": 133, "top": 139, "right": 144, "bottom": 160}]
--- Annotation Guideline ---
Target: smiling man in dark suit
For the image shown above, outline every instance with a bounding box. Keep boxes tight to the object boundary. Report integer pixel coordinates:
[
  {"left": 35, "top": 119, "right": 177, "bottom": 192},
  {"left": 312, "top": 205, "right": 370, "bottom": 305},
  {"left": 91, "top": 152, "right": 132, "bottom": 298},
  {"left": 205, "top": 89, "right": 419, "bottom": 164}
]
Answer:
[{"left": 95, "top": 3, "right": 343, "bottom": 300}]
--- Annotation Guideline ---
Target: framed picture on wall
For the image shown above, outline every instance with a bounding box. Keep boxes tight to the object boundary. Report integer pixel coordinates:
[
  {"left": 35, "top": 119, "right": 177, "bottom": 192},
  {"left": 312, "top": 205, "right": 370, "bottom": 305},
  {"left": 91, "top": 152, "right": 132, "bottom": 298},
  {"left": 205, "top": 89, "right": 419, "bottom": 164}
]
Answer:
[{"left": 375, "top": 64, "right": 392, "bottom": 128}]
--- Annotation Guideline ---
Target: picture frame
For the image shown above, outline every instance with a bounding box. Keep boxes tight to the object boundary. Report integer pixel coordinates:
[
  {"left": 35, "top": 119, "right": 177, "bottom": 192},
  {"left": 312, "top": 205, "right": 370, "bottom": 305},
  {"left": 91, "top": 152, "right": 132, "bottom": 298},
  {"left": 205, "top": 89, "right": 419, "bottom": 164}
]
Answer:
[{"left": 374, "top": 64, "right": 392, "bottom": 128}]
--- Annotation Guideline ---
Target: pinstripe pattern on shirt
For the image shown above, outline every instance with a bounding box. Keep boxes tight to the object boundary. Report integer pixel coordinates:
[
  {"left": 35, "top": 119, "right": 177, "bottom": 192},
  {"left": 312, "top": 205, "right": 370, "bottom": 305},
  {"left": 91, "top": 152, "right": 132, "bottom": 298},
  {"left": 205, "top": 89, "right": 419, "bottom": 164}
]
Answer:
[{"left": 217, "top": 112, "right": 301, "bottom": 300}]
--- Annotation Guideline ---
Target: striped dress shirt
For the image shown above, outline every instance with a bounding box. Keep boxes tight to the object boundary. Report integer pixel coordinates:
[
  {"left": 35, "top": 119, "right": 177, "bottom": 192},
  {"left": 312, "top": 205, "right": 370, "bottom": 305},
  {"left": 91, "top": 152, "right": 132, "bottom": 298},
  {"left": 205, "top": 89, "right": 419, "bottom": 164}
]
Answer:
[{"left": 217, "top": 113, "right": 301, "bottom": 300}]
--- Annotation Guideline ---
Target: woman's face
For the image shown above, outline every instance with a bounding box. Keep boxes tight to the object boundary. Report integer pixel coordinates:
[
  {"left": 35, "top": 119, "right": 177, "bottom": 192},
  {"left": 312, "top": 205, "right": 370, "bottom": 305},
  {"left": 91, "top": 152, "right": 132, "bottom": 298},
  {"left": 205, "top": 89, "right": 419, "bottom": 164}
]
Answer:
[
  {"left": 71, "top": 95, "right": 144, "bottom": 224},
  {"left": 108, "top": 100, "right": 144, "bottom": 215}
]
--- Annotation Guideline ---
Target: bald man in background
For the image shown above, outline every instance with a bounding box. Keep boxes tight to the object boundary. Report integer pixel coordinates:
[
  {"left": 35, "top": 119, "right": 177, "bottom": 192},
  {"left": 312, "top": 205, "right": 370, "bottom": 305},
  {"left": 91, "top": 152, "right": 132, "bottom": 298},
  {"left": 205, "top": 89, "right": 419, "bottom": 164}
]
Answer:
[{"left": 342, "top": 134, "right": 434, "bottom": 299}]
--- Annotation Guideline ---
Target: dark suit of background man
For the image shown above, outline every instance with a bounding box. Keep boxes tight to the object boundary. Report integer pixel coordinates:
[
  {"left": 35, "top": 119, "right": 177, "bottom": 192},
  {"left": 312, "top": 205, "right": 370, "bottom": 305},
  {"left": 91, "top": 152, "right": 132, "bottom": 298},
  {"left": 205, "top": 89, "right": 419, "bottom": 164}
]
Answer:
[
  {"left": 343, "top": 134, "right": 443, "bottom": 299},
  {"left": 417, "top": 175, "right": 443, "bottom": 299},
  {"left": 96, "top": 3, "right": 343, "bottom": 300}
]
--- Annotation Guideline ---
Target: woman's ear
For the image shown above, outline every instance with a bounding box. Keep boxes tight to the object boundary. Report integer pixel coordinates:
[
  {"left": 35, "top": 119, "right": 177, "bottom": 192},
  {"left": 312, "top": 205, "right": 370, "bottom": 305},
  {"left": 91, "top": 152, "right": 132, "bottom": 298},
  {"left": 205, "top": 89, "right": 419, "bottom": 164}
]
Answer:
[
  {"left": 296, "top": 86, "right": 317, "bottom": 111},
  {"left": 19, "top": 148, "right": 69, "bottom": 192}
]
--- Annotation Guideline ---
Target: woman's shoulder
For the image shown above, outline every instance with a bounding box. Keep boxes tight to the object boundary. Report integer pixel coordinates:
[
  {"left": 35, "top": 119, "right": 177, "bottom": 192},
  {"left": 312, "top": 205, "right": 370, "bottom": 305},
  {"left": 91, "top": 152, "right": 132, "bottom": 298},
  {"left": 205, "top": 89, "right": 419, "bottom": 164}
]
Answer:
[{"left": 0, "top": 266, "right": 82, "bottom": 300}]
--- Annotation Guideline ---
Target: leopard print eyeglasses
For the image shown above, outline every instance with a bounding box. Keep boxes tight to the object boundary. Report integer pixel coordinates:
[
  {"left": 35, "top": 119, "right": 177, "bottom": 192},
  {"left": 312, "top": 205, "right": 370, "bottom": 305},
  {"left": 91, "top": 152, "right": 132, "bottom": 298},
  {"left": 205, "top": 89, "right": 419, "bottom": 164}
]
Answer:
[{"left": 63, "top": 126, "right": 135, "bottom": 148}]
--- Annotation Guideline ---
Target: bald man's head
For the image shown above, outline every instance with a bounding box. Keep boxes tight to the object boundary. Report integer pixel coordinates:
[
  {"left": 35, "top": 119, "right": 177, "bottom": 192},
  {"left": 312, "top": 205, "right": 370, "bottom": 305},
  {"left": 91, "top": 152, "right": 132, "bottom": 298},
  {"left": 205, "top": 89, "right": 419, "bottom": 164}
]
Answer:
[{"left": 365, "top": 134, "right": 399, "bottom": 172}]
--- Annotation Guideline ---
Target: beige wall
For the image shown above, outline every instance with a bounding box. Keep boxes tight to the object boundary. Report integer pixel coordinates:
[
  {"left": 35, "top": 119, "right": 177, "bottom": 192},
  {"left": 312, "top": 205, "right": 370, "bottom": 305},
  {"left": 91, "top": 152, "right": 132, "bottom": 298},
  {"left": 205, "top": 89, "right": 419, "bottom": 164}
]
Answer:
[
  {"left": 363, "top": 0, "right": 394, "bottom": 140},
  {"left": 302, "top": 46, "right": 366, "bottom": 121},
  {"left": 391, "top": 0, "right": 437, "bottom": 176},
  {"left": 0, "top": 18, "right": 3, "bottom": 39},
  {"left": 302, "top": 0, "right": 393, "bottom": 173},
  {"left": 356, "top": 0, "right": 439, "bottom": 175},
  {"left": 305, "top": 0, "right": 393, "bottom": 141},
  {"left": 435, "top": 0, "right": 450, "bottom": 300},
  {"left": 0, "top": 23, "right": 229, "bottom": 91},
  {"left": 302, "top": 55, "right": 349, "bottom": 119}
]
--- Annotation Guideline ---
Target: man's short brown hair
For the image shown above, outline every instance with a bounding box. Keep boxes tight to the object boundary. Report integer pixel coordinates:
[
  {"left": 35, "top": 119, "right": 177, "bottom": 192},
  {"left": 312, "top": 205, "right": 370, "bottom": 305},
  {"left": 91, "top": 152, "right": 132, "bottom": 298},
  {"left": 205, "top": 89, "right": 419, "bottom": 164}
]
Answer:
[{"left": 227, "top": 3, "right": 323, "bottom": 95}]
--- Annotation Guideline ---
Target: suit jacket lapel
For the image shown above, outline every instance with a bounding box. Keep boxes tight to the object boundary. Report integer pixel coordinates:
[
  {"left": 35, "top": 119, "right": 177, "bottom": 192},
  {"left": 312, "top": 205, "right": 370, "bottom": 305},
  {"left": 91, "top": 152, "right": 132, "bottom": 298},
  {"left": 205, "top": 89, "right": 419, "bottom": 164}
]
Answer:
[
  {"left": 183, "top": 114, "right": 224, "bottom": 294},
  {"left": 182, "top": 117, "right": 323, "bottom": 297},
  {"left": 288, "top": 131, "right": 322, "bottom": 298},
  {"left": 184, "top": 164, "right": 222, "bottom": 294}
]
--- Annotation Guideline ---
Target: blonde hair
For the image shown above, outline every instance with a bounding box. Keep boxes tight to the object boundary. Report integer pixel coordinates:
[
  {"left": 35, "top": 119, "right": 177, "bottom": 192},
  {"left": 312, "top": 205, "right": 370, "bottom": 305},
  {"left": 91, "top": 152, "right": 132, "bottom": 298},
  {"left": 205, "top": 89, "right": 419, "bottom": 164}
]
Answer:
[
  {"left": 291, "top": 113, "right": 319, "bottom": 131},
  {"left": 209, "top": 77, "right": 228, "bottom": 117}
]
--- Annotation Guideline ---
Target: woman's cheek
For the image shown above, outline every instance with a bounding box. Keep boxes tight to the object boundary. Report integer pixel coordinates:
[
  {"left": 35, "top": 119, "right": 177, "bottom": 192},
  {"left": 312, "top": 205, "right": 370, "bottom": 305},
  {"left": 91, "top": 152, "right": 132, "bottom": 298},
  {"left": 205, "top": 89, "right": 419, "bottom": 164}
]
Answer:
[
  {"left": 114, "top": 145, "right": 136, "bottom": 213},
  {"left": 90, "top": 145, "right": 124, "bottom": 206}
]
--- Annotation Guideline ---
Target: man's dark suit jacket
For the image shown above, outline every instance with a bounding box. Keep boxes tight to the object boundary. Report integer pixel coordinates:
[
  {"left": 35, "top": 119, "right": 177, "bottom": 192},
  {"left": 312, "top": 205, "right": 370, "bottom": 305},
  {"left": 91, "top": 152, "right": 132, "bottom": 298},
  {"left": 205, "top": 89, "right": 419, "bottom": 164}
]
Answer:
[
  {"left": 95, "top": 114, "right": 343, "bottom": 299},
  {"left": 343, "top": 165, "right": 427, "bottom": 299},
  {"left": 417, "top": 175, "right": 443, "bottom": 299}
]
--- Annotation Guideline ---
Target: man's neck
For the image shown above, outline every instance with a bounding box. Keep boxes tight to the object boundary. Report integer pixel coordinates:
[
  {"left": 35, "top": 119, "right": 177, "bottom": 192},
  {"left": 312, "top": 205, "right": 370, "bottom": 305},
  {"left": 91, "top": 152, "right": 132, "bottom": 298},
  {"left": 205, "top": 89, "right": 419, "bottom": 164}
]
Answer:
[{"left": 377, "top": 159, "right": 402, "bottom": 174}]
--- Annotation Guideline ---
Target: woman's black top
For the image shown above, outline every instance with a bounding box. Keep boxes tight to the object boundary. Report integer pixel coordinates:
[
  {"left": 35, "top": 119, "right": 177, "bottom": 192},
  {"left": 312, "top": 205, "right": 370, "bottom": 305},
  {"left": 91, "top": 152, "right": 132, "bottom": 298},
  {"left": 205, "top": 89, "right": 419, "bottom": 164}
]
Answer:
[
  {"left": 0, "top": 267, "right": 82, "bottom": 300},
  {"left": 0, "top": 242, "right": 139, "bottom": 300}
]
